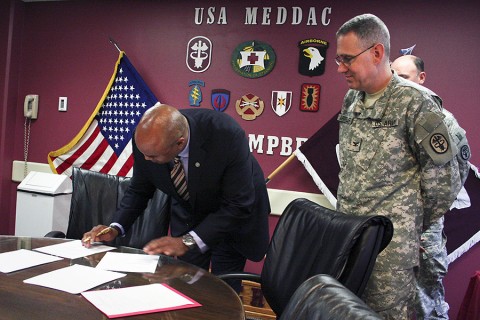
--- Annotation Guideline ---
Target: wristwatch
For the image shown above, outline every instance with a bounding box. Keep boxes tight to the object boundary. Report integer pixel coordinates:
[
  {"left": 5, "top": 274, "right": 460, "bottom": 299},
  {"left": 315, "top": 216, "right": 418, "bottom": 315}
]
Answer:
[{"left": 182, "top": 233, "right": 197, "bottom": 250}]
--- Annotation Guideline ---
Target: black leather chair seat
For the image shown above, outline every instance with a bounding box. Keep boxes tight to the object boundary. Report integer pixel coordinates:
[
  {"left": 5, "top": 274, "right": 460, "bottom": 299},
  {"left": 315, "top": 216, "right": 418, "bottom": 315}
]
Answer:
[
  {"left": 280, "top": 274, "right": 383, "bottom": 320},
  {"left": 219, "top": 198, "right": 393, "bottom": 318}
]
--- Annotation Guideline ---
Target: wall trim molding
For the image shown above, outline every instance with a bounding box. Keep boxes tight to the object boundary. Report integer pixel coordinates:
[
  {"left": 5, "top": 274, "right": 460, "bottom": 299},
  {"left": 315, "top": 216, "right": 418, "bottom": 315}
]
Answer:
[{"left": 12, "top": 160, "right": 332, "bottom": 214}]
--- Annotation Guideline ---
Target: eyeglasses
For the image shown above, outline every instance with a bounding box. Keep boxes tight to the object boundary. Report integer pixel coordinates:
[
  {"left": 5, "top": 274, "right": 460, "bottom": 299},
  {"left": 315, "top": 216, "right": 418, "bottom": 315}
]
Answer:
[{"left": 335, "top": 44, "right": 375, "bottom": 67}]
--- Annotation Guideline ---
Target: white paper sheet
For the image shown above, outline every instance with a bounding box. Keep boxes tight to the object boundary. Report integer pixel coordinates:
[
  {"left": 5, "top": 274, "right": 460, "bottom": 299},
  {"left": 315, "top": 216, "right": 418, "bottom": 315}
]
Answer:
[
  {"left": 81, "top": 283, "right": 201, "bottom": 318},
  {"left": 34, "top": 240, "right": 115, "bottom": 259},
  {"left": 23, "top": 264, "right": 126, "bottom": 294},
  {"left": 96, "top": 252, "right": 159, "bottom": 273},
  {"left": 0, "top": 249, "right": 63, "bottom": 273}
]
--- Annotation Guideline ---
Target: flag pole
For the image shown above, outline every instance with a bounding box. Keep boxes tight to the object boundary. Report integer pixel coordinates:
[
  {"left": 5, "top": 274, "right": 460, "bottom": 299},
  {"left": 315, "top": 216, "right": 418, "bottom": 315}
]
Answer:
[
  {"left": 265, "top": 152, "right": 296, "bottom": 184},
  {"left": 109, "top": 36, "right": 122, "bottom": 52}
]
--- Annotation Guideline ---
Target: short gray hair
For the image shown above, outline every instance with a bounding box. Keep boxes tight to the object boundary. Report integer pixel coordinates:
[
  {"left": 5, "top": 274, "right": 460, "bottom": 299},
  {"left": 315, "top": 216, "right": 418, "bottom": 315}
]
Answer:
[{"left": 336, "top": 13, "right": 390, "bottom": 58}]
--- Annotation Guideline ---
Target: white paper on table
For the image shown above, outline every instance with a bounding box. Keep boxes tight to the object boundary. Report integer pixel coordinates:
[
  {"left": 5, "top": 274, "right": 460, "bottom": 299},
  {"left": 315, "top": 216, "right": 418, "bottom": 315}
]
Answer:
[
  {"left": 34, "top": 240, "right": 115, "bottom": 259},
  {"left": 96, "top": 252, "right": 159, "bottom": 273},
  {"left": 81, "top": 283, "right": 201, "bottom": 318},
  {"left": 23, "top": 264, "right": 126, "bottom": 294},
  {"left": 0, "top": 249, "right": 63, "bottom": 273}
]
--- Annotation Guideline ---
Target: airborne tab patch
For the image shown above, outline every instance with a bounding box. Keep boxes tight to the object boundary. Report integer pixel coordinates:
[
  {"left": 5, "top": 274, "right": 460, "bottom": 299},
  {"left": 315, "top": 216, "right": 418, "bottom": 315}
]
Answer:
[{"left": 298, "top": 38, "right": 329, "bottom": 76}]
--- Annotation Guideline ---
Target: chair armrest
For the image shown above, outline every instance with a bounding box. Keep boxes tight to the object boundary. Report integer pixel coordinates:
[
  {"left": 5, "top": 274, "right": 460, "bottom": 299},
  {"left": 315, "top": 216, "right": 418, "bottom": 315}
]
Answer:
[
  {"left": 217, "top": 272, "right": 261, "bottom": 283},
  {"left": 44, "top": 231, "right": 66, "bottom": 238}
]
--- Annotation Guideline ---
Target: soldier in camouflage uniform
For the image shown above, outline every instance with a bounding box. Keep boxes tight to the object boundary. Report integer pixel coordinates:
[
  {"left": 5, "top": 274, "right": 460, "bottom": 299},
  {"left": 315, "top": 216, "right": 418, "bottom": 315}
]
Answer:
[
  {"left": 335, "top": 14, "right": 463, "bottom": 319},
  {"left": 391, "top": 55, "right": 471, "bottom": 320}
]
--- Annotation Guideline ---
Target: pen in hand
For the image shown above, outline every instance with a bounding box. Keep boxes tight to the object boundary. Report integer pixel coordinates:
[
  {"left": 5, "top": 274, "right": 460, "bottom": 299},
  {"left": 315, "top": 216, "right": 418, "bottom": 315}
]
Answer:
[{"left": 82, "top": 227, "right": 112, "bottom": 243}]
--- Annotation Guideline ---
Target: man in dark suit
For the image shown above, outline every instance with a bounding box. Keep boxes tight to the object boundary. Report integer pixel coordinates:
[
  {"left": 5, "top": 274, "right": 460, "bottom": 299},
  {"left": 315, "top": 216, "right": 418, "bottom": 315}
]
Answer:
[{"left": 83, "top": 103, "right": 270, "bottom": 291}]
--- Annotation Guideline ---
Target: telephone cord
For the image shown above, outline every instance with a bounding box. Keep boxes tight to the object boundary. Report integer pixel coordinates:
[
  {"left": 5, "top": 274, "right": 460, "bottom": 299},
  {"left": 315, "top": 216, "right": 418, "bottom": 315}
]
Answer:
[{"left": 23, "top": 117, "right": 31, "bottom": 178}]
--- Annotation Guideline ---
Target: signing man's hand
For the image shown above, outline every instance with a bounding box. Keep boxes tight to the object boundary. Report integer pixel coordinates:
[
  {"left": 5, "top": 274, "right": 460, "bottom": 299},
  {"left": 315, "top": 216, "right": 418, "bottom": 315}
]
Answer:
[
  {"left": 143, "top": 236, "right": 189, "bottom": 257},
  {"left": 82, "top": 225, "right": 118, "bottom": 248}
]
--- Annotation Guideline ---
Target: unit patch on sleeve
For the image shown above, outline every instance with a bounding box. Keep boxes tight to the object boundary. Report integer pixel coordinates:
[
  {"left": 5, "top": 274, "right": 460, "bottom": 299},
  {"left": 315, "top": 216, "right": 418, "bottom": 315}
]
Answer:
[
  {"left": 186, "top": 36, "right": 212, "bottom": 73},
  {"left": 231, "top": 40, "right": 276, "bottom": 79},
  {"left": 235, "top": 93, "right": 265, "bottom": 121},
  {"left": 299, "top": 83, "right": 320, "bottom": 112},
  {"left": 298, "top": 38, "right": 329, "bottom": 76},
  {"left": 430, "top": 133, "right": 449, "bottom": 154},
  {"left": 211, "top": 89, "right": 230, "bottom": 112},
  {"left": 188, "top": 80, "right": 205, "bottom": 107}
]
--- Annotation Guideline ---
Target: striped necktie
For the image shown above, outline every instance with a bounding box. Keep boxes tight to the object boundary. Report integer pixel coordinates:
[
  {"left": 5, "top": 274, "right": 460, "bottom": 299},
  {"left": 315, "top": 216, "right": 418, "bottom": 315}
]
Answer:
[{"left": 171, "top": 156, "right": 189, "bottom": 201}]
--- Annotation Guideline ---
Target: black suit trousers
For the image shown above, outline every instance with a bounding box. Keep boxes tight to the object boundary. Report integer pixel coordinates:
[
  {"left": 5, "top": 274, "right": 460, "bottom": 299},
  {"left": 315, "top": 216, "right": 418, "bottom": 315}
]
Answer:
[{"left": 171, "top": 199, "right": 246, "bottom": 292}]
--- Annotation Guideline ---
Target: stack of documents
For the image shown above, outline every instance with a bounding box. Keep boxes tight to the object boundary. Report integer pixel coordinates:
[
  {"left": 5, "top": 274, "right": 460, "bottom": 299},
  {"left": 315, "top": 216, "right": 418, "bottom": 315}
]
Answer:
[{"left": 0, "top": 240, "right": 201, "bottom": 317}]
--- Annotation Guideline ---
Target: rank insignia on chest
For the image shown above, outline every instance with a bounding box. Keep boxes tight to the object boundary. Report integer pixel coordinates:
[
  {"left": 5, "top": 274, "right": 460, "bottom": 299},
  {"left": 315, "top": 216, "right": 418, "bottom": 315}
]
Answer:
[
  {"left": 347, "top": 137, "right": 362, "bottom": 152},
  {"left": 188, "top": 80, "right": 205, "bottom": 107},
  {"left": 271, "top": 91, "right": 292, "bottom": 116},
  {"left": 235, "top": 93, "right": 265, "bottom": 121},
  {"left": 186, "top": 36, "right": 212, "bottom": 73},
  {"left": 211, "top": 89, "right": 230, "bottom": 112},
  {"left": 299, "top": 83, "right": 320, "bottom": 112},
  {"left": 298, "top": 38, "right": 329, "bottom": 77},
  {"left": 231, "top": 40, "right": 276, "bottom": 79}
]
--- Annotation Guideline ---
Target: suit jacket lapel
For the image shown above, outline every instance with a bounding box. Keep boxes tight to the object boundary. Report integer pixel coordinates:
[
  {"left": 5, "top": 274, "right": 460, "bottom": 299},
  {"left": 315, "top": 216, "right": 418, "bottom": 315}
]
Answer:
[{"left": 183, "top": 113, "right": 207, "bottom": 207}]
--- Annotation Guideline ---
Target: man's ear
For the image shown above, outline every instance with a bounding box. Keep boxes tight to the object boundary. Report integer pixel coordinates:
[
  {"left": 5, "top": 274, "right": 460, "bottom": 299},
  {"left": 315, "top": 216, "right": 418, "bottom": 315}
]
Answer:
[
  {"left": 372, "top": 43, "right": 385, "bottom": 64},
  {"left": 418, "top": 71, "right": 426, "bottom": 84},
  {"left": 176, "top": 136, "right": 186, "bottom": 148}
]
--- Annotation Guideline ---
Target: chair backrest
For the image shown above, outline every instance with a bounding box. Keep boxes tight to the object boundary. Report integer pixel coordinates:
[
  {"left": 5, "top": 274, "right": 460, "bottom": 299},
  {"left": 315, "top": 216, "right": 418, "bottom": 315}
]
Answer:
[
  {"left": 66, "top": 167, "right": 170, "bottom": 248},
  {"left": 261, "top": 198, "right": 393, "bottom": 316},
  {"left": 280, "top": 274, "right": 383, "bottom": 320},
  {"left": 116, "top": 176, "right": 170, "bottom": 248}
]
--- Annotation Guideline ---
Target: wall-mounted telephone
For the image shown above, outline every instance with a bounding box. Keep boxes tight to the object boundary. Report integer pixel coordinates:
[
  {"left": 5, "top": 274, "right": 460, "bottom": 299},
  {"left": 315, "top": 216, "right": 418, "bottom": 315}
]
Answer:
[
  {"left": 24, "top": 94, "right": 39, "bottom": 119},
  {"left": 23, "top": 94, "right": 38, "bottom": 177}
]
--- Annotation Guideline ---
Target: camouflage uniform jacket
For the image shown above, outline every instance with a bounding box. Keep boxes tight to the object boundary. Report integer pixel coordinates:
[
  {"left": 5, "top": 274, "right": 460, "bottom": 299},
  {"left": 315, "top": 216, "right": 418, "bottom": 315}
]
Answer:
[{"left": 336, "top": 73, "right": 462, "bottom": 270}]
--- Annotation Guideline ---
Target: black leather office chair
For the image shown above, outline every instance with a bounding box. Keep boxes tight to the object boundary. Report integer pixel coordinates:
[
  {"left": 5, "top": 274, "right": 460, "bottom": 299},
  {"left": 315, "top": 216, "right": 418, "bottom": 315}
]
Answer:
[
  {"left": 218, "top": 198, "right": 393, "bottom": 318},
  {"left": 46, "top": 167, "right": 170, "bottom": 249},
  {"left": 280, "top": 274, "right": 382, "bottom": 320}
]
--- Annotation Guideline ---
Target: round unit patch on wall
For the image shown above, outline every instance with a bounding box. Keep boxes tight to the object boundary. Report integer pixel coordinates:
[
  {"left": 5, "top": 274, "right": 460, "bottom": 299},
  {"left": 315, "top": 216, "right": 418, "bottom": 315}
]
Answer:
[{"left": 231, "top": 40, "right": 276, "bottom": 79}]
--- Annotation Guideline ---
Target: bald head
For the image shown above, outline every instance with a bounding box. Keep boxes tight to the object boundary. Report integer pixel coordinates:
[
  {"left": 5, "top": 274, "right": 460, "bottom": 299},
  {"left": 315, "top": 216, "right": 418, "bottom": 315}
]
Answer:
[
  {"left": 135, "top": 104, "right": 188, "bottom": 164},
  {"left": 391, "top": 55, "right": 426, "bottom": 84}
]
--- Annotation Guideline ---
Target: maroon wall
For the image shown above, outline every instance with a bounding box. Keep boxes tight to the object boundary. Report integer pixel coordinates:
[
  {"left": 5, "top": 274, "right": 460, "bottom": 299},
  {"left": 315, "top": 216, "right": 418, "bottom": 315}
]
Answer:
[
  {"left": 0, "top": 0, "right": 23, "bottom": 235},
  {"left": 1, "top": 0, "right": 479, "bottom": 317}
]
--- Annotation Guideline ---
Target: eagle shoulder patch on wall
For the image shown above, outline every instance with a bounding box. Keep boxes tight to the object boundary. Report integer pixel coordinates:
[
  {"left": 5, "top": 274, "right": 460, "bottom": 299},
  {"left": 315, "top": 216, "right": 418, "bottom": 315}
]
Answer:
[{"left": 298, "top": 38, "right": 329, "bottom": 76}]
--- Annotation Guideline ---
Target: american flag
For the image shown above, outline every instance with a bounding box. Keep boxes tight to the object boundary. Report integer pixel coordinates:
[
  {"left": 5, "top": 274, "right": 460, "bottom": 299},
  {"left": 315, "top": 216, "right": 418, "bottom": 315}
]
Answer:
[{"left": 48, "top": 51, "right": 158, "bottom": 177}]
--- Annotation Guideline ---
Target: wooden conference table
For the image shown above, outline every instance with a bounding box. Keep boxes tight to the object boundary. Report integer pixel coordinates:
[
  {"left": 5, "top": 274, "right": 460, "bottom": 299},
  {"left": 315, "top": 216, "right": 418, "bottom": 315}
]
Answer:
[{"left": 0, "top": 236, "right": 245, "bottom": 320}]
